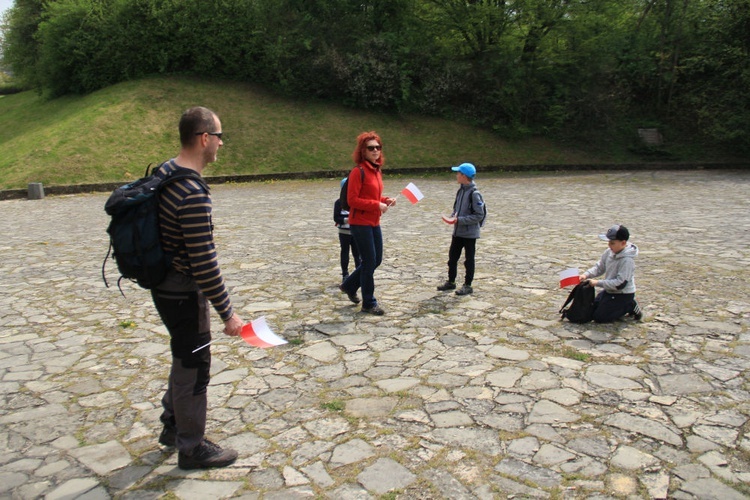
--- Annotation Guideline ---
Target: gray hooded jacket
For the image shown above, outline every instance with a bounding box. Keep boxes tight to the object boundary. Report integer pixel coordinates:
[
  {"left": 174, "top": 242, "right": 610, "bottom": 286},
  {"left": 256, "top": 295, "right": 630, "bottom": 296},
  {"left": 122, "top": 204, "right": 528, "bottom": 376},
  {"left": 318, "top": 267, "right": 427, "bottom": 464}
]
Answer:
[
  {"left": 451, "top": 182, "right": 484, "bottom": 239},
  {"left": 585, "top": 243, "right": 638, "bottom": 294}
]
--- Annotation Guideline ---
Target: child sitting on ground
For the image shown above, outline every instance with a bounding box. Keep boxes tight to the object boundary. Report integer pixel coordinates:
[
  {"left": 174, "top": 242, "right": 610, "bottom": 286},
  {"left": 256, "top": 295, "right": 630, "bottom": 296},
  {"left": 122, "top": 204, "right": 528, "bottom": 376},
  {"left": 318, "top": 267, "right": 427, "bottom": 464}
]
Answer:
[{"left": 580, "top": 224, "right": 643, "bottom": 322}]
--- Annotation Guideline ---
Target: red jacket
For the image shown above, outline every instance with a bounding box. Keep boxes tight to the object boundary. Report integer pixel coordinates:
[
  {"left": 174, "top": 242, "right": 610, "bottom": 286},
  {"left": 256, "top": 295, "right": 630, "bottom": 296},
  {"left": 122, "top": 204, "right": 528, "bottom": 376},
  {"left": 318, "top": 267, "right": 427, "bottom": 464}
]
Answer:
[{"left": 347, "top": 161, "right": 388, "bottom": 227}]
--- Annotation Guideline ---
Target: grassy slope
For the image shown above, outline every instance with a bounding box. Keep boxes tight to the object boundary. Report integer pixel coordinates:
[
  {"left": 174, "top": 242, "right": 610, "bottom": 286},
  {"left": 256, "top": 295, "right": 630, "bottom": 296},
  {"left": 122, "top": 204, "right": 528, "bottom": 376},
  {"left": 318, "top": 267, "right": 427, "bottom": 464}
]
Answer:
[{"left": 1, "top": 76, "right": 639, "bottom": 190}]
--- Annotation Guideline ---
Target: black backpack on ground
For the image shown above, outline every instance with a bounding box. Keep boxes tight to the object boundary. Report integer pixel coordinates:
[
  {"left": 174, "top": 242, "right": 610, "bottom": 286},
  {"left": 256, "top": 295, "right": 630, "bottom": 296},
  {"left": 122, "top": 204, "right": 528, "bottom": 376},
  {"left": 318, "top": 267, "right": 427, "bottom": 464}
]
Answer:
[
  {"left": 339, "top": 165, "right": 365, "bottom": 211},
  {"left": 559, "top": 283, "right": 595, "bottom": 323},
  {"left": 102, "top": 163, "right": 207, "bottom": 294}
]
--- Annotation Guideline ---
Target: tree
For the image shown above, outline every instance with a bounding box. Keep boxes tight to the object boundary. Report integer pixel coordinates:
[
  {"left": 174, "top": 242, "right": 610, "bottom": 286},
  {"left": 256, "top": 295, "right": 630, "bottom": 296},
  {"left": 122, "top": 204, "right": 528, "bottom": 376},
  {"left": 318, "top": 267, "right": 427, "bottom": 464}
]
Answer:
[{"left": 1, "top": 0, "right": 47, "bottom": 89}]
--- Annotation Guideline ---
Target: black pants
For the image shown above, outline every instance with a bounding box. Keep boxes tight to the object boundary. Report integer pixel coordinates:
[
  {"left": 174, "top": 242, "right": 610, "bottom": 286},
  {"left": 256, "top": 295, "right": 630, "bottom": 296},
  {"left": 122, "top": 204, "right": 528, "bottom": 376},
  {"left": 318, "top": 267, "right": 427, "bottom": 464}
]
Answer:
[
  {"left": 343, "top": 225, "right": 383, "bottom": 309},
  {"left": 151, "top": 278, "right": 211, "bottom": 454},
  {"left": 338, "top": 232, "right": 361, "bottom": 277},
  {"left": 593, "top": 290, "right": 636, "bottom": 323},
  {"left": 447, "top": 236, "right": 476, "bottom": 286}
]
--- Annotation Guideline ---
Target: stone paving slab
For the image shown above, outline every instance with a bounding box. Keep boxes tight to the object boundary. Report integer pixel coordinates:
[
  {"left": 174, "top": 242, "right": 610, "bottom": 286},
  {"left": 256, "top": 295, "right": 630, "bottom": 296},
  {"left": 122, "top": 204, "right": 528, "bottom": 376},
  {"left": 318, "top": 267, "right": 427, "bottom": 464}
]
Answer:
[{"left": 0, "top": 170, "right": 749, "bottom": 499}]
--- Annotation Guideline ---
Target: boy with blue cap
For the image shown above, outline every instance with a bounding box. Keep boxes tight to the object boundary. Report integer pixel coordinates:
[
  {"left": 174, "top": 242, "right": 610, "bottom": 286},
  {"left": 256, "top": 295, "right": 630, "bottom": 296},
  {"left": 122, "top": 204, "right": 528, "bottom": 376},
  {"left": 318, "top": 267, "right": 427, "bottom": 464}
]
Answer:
[{"left": 438, "top": 162, "right": 486, "bottom": 295}]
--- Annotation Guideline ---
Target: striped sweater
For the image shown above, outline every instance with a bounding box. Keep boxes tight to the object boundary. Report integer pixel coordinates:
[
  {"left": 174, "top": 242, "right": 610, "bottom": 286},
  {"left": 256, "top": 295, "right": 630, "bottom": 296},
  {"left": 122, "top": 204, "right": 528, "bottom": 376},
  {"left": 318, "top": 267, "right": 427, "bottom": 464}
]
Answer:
[{"left": 156, "top": 160, "right": 234, "bottom": 322}]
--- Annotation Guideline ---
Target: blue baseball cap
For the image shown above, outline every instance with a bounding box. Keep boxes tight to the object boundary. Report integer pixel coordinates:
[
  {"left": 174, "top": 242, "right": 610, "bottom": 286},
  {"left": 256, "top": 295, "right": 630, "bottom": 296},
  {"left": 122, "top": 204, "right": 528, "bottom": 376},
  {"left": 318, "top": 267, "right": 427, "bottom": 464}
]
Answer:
[
  {"left": 451, "top": 163, "right": 476, "bottom": 178},
  {"left": 340, "top": 177, "right": 347, "bottom": 187}
]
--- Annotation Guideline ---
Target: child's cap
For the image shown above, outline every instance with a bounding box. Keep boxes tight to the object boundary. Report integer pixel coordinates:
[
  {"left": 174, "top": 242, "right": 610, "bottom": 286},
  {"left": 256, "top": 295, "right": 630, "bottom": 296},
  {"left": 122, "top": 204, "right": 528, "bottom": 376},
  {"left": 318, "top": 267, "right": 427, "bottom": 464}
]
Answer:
[
  {"left": 451, "top": 163, "right": 476, "bottom": 178},
  {"left": 599, "top": 224, "right": 630, "bottom": 241},
  {"left": 340, "top": 177, "right": 347, "bottom": 187}
]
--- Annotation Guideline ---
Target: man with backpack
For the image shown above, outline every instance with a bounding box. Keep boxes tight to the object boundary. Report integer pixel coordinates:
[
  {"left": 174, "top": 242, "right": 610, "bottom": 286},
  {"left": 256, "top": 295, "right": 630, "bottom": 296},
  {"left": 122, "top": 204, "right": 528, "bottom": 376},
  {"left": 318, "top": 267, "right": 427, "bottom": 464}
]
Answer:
[
  {"left": 437, "top": 162, "right": 486, "bottom": 296},
  {"left": 150, "top": 106, "right": 243, "bottom": 469}
]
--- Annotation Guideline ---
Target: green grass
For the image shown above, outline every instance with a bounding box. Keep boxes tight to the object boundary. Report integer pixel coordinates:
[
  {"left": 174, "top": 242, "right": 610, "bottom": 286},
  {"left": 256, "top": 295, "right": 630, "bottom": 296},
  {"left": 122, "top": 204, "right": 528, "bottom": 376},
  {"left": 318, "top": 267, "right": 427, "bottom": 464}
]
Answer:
[
  {"left": 0, "top": 75, "right": 719, "bottom": 190},
  {"left": 320, "top": 400, "right": 345, "bottom": 412},
  {"left": 562, "top": 346, "right": 591, "bottom": 362}
]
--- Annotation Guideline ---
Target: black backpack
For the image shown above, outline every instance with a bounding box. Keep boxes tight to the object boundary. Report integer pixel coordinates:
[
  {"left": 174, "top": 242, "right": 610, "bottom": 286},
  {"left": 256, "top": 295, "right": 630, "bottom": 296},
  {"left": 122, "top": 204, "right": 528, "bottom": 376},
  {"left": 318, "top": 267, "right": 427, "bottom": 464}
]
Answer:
[
  {"left": 339, "top": 165, "right": 365, "bottom": 211},
  {"left": 102, "top": 163, "right": 207, "bottom": 293},
  {"left": 559, "top": 283, "right": 595, "bottom": 323}
]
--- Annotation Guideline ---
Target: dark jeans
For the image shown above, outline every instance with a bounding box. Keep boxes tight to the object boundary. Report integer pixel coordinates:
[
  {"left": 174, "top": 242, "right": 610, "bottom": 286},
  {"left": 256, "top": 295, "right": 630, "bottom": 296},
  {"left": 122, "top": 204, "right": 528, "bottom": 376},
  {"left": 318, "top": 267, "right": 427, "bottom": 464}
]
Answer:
[
  {"left": 151, "top": 277, "right": 211, "bottom": 454},
  {"left": 592, "top": 290, "right": 636, "bottom": 323},
  {"left": 338, "top": 232, "right": 361, "bottom": 277},
  {"left": 343, "top": 225, "right": 383, "bottom": 309},
  {"left": 447, "top": 236, "right": 476, "bottom": 286}
]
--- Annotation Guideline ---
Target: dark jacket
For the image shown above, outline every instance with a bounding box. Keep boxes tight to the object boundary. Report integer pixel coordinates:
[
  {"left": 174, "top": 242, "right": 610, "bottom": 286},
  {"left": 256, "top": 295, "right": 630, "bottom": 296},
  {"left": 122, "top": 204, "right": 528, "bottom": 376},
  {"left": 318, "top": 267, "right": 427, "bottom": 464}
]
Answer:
[{"left": 452, "top": 182, "right": 484, "bottom": 239}]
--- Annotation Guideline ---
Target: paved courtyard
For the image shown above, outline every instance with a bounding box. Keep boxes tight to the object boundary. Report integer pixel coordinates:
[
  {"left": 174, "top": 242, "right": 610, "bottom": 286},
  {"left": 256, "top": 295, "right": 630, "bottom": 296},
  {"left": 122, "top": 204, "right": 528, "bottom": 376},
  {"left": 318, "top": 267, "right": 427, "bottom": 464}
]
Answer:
[{"left": 1, "top": 169, "right": 749, "bottom": 499}]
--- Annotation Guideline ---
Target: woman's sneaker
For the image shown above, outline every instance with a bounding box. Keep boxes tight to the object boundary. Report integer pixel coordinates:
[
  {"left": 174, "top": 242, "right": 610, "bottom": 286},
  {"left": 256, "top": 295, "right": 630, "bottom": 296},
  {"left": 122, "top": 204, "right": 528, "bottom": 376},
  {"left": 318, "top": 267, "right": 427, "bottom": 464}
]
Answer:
[
  {"left": 178, "top": 439, "right": 238, "bottom": 470},
  {"left": 455, "top": 285, "right": 473, "bottom": 296},
  {"left": 361, "top": 305, "right": 385, "bottom": 315},
  {"left": 339, "top": 284, "right": 361, "bottom": 304}
]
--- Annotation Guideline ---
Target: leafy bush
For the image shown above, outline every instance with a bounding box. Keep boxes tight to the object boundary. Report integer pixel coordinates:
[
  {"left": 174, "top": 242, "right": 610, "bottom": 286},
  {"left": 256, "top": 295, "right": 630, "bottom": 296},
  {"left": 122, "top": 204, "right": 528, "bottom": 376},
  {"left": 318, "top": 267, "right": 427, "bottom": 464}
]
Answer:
[{"left": 1, "top": 0, "right": 747, "bottom": 151}]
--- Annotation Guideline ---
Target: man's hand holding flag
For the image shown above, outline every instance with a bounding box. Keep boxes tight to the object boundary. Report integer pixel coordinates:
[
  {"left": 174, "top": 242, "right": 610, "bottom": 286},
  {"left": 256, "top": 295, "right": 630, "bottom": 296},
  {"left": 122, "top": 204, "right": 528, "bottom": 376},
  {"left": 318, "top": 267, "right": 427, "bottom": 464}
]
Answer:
[{"left": 192, "top": 316, "right": 287, "bottom": 352}]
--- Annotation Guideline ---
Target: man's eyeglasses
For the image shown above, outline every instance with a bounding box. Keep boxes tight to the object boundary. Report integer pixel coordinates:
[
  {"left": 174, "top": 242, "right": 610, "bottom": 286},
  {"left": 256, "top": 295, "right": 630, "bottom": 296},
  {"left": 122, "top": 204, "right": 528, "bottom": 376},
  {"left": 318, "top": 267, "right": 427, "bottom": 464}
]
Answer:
[
  {"left": 366, "top": 145, "right": 382, "bottom": 151},
  {"left": 195, "top": 131, "right": 223, "bottom": 139}
]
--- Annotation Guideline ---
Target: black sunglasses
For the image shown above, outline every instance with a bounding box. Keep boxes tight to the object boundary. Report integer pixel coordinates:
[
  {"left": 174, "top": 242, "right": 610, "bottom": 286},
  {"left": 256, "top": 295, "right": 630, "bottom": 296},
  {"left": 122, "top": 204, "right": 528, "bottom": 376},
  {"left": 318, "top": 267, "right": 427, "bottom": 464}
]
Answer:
[
  {"left": 366, "top": 145, "right": 382, "bottom": 151},
  {"left": 195, "top": 131, "right": 223, "bottom": 139}
]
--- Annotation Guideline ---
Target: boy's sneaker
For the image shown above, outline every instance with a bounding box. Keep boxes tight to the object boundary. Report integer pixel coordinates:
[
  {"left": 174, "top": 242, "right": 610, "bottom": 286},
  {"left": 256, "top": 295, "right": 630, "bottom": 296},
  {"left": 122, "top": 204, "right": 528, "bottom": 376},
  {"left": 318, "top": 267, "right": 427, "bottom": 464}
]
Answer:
[
  {"left": 631, "top": 301, "right": 643, "bottom": 321},
  {"left": 339, "top": 284, "right": 360, "bottom": 304},
  {"left": 178, "top": 439, "right": 238, "bottom": 470},
  {"left": 455, "top": 285, "right": 473, "bottom": 296},
  {"left": 158, "top": 424, "right": 176, "bottom": 447},
  {"left": 437, "top": 281, "right": 456, "bottom": 291}
]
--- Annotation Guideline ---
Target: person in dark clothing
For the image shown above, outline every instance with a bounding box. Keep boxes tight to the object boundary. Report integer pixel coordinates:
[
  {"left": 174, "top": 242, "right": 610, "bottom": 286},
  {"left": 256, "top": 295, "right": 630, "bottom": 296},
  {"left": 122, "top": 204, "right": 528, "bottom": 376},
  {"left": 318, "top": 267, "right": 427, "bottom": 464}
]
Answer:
[
  {"left": 152, "top": 106, "right": 243, "bottom": 470},
  {"left": 437, "top": 163, "right": 485, "bottom": 296},
  {"left": 333, "top": 182, "right": 361, "bottom": 282}
]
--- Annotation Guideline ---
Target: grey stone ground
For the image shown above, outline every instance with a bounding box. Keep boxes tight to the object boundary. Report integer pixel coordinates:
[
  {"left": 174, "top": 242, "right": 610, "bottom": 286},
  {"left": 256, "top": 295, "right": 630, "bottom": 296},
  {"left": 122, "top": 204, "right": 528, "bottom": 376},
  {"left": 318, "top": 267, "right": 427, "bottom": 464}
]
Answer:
[{"left": 1, "top": 169, "right": 749, "bottom": 499}]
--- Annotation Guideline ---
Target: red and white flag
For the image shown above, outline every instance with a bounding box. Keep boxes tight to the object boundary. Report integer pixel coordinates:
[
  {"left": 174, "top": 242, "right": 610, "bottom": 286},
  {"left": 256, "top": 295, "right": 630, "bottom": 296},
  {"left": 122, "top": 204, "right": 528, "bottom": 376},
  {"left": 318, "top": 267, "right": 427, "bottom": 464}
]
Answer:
[
  {"left": 241, "top": 316, "right": 287, "bottom": 348},
  {"left": 559, "top": 268, "right": 580, "bottom": 288},
  {"left": 401, "top": 182, "right": 424, "bottom": 204}
]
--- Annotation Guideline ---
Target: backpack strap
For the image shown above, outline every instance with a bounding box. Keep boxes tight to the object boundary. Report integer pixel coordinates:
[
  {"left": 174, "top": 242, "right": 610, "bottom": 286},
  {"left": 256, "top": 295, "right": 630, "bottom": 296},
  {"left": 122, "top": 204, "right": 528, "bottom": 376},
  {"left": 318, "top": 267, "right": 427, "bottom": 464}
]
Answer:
[
  {"left": 348, "top": 165, "right": 365, "bottom": 212},
  {"left": 559, "top": 284, "right": 580, "bottom": 314},
  {"left": 102, "top": 241, "right": 113, "bottom": 289},
  {"left": 157, "top": 163, "right": 209, "bottom": 194}
]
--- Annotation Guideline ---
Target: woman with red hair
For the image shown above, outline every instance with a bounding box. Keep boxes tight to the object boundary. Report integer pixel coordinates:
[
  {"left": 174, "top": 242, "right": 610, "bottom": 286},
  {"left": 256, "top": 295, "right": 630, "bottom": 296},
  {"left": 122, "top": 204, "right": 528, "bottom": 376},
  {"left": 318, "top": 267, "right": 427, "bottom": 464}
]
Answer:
[{"left": 338, "top": 131, "right": 396, "bottom": 315}]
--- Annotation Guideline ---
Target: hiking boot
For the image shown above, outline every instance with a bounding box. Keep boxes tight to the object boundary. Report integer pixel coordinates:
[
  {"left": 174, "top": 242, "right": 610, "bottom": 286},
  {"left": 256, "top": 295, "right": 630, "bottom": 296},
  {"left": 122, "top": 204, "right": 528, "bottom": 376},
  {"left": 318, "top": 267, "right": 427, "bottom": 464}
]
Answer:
[
  {"left": 455, "top": 285, "right": 473, "bottom": 296},
  {"left": 361, "top": 305, "right": 385, "bottom": 315},
  {"left": 158, "top": 424, "right": 176, "bottom": 447},
  {"left": 339, "top": 284, "right": 360, "bottom": 304},
  {"left": 630, "top": 301, "right": 643, "bottom": 321},
  {"left": 437, "top": 281, "right": 456, "bottom": 291},
  {"left": 178, "top": 439, "right": 238, "bottom": 470}
]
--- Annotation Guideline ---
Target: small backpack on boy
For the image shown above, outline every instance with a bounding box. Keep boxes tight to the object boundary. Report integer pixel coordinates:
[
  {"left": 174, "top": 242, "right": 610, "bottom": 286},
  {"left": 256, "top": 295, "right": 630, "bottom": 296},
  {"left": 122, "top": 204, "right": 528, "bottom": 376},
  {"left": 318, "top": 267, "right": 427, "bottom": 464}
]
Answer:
[
  {"left": 339, "top": 165, "right": 365, "bottom": 211},
  {"left": 559, "top": 283, "right": 595, "bottom": 323},
  {"left": 102, "top": 163, "right": 207, "bottom": 293},
  {"left": 469, "top": 187, "right": 487, "bottom": 227}
]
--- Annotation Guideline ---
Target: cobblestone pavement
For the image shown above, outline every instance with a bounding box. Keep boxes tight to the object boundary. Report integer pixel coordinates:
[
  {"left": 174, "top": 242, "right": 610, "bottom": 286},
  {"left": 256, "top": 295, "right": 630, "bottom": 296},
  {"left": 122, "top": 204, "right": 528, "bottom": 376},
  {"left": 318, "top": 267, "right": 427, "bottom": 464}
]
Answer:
[{"left": 1, "top": 170, "right": 750, "bottom": 499}]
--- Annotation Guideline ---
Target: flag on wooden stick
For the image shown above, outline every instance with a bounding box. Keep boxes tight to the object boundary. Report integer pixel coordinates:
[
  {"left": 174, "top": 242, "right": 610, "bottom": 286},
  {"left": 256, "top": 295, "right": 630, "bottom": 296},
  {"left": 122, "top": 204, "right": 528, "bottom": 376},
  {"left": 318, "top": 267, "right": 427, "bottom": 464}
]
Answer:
[{"left": 401, "top": 182, "right": 424, "bottom": 204}]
